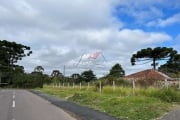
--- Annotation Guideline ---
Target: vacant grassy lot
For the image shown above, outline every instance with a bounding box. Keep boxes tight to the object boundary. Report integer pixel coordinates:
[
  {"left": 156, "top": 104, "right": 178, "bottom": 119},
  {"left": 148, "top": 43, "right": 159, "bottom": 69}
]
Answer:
[{"left": 37, "top": 85, "right": 180, "bottom": 120}]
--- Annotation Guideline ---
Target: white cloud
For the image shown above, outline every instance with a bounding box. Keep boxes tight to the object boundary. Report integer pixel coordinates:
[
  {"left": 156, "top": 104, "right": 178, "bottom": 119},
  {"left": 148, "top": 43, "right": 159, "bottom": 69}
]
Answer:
[
  {"left": 158, "top": 13, "right": 180, "bottom": 27},
  {"left": 147, "top": 13, "right": 180, "bottom": 27},
  {"left": 17, "top": 28, "right": 171, "bottom": 76},
  {"left": 0, "top": 0, "right": 175, "bottom": 76},
  {"left": 114, "top": 0, "right": 180, "bottom": 26}
]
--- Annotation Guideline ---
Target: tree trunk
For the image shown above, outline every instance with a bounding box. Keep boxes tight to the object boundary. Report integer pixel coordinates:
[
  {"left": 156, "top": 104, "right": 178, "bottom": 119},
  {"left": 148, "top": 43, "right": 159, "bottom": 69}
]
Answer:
[{"left": 153, "top": 58, "right": 156, "bottom": 70}]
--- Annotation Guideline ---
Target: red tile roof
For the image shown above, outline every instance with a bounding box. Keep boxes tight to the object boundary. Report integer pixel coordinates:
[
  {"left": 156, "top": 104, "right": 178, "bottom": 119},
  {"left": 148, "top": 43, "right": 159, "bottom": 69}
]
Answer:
[{"left": 125, "top": 69, "right": 172, "bottom": 81}]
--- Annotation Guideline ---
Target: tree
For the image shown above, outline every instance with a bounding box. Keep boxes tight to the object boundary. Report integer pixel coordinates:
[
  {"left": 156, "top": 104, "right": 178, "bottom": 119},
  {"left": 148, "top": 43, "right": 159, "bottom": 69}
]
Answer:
[
  {"left": 108, "top": 63, "right": 125, "bottom": 77},
  {"left": 51, "top": 70, "right": 63, "bottom": 84},
  {"left": 158, "top": 54, "right": 180, "bottom": 76},
  {"left": 81, "top": 70, "right": 96, "bottom": 82},
  {"left": 0, "top": 40, "right": 32, "bottom": 72},
  {"left": 13, "top": 73, "right": 44, "bottom": 88},
  {"left": 31, "top": 66, "right": 45, "bottom": 88},
  {"left": 13, "top": 66, "right": 24, "bottom": 74},
  {"left": 51, "top": 70, "right": 63, "bottom": 78},
  {"left": 131, "top": 47, "right": 178, "bottom": 70},
  {"left": 42, "top": 74, "right": 51, "bottom": 84},
  {"left": 34, "top": 66, "right": 44, "bottom": 73},
  {"left": 0, "top": 40, "right": 32, "bottom": 87}
]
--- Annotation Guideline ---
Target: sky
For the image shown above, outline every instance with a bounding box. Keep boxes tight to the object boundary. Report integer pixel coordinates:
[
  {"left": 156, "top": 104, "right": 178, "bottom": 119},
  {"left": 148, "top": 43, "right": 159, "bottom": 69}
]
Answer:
[{"left": 0, "top": 0, "right": 180, "bottom": 77}]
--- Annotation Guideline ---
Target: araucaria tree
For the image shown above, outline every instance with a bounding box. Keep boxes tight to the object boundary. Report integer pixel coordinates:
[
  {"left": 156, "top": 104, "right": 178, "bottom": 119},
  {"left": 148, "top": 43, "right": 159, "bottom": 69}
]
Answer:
[
  {"left": 34, "top": 66, "right": 44, "bottom": 74},
  {"left": 0, "top": 40, "right": 32, "bottom": 72},
  {"left": 0, "top": 40, "right": 32, "bottom": 87},
  {"left": 51, "top": 70, "right": 63, "bottom": 84},
  {"left": 159, "top": 54, "right": 180, "bottom": 75},
  {"left": 131, "top": 47, "right": 178, "bottom": 70}
]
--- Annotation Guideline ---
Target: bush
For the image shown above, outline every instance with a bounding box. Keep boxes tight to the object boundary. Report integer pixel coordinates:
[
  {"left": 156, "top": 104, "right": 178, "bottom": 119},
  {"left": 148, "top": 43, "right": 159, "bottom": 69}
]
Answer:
[
  {"left": 150, "top": 88, "right": 180, "bottom": 102},
  {"left": 12, "top": 73, "right": 44, "bottom": 88}
]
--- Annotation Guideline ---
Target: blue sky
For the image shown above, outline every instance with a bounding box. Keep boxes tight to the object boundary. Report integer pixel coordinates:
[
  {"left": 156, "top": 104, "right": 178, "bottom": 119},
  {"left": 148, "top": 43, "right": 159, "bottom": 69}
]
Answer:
[
  {"left": 114, "top": 1, "right": 180, "bottom": 38},
  {"left": 117, "top": 2, "right": 179, "bottom": 31},
  {"left": 0, "top": 0, "right": 179, "bottom": 76}
]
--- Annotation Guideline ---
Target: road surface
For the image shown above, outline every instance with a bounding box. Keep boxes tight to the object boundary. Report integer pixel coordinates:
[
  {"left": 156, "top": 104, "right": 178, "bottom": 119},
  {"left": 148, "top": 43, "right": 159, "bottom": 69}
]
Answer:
[
  {"left": 0, "top": 89, "right": 76, "bottom": 120},
  {"left": 158, "top": 105, "right": 180, "bottom": 120}
]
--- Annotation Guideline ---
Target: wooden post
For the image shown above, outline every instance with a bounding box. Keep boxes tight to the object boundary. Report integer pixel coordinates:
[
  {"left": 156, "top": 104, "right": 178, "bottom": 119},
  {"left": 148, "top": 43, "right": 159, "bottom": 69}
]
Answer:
[
  {"left": 80, "top": 82, "right": 82, "bottom": 89},
  {"left": 113, "top": 81, "right": 115, "bottom": 91},
  {"left": 165, "top": 78, "right": 168, "bottom": 89},
  {"left": 133, "top": 80, "right": 135, "bottom": 95},
  {"left": 88, "top": 82, "right": 90, "bottom": 89},
  {"left": 73, "top": 82, "right": 75, "bottom": 88},
  {"left": 68, "top": 82, "right": 70, "bottom": 88},
  {"left": 99, "top": 81, "right": 102, "bottom": 93},
  {"left": 178, "top": 77, "right": 180, "bottom": 89}
]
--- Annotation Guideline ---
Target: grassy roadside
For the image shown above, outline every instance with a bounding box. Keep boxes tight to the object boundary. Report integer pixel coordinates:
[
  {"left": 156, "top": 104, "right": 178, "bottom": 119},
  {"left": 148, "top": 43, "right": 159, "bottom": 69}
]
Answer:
[{"left": 36, "top": 86, "right": 180, "bottom": 120}]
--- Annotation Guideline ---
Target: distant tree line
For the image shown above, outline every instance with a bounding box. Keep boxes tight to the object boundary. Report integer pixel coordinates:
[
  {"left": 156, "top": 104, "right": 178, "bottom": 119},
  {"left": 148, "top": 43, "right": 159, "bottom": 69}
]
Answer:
[{"left": 1, "top": 40, "right": 179, "bottom": 88}]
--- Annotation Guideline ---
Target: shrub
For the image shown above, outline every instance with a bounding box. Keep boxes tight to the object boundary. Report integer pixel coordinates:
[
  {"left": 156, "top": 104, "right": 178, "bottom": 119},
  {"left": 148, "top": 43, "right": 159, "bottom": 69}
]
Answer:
[{"left": 150, "top": 88, "right": 180, "bottom": 102}]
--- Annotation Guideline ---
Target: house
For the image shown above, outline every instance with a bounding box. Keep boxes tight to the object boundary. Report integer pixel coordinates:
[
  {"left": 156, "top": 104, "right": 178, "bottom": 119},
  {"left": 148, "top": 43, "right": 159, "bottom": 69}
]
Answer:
[{"left": 125, "top": 69, "right": 176, "bottom": 86}]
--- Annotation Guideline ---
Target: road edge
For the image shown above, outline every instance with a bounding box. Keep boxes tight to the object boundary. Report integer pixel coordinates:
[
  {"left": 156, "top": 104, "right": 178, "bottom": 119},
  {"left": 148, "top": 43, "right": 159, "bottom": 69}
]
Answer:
[{"left": 29, "top": 90, "right": 120, "bottom": 120}]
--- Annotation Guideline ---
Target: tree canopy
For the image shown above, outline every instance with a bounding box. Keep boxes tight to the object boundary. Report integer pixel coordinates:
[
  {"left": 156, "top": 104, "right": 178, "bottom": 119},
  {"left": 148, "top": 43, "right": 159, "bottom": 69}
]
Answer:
[
  {"left": 51, "top": 70, "right": 63, "bottom": 78},
  {"left": 108, "top": 63, "right": 125, "bottom": 77},
  {"left": 0, "top": 40, "right": 33, "bottom": 87},
  {"left": 34, "top": 66, "right": 44, "bottom": 73},
  {"left": 131, "top": 47, "right": 178, "bottom": 70},
  {"left": 158, "top": 54, "right": 180, "bottom": 76},
  {"left": 0, "top": 40, "right": 32, "bottom": 72},
  {"left": 81, "top": 70, "right": 96, "bottom": 82}
]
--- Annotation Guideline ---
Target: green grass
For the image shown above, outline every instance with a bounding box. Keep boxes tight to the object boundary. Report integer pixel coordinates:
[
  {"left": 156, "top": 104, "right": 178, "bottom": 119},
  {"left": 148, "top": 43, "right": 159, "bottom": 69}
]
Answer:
[{"left": 36, "top": 85, "right": 180, "bottom": 120}]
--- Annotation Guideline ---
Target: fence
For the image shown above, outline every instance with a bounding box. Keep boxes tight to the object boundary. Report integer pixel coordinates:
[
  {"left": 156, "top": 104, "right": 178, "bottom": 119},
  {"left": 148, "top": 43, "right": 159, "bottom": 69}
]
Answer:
[{"left": 49, "top": 78, "right": 180, "bottom": 95}]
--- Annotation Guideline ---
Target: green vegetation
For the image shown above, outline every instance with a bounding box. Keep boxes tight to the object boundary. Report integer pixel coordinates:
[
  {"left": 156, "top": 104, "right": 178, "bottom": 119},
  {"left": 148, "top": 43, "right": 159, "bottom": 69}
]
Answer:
[
  {"left": 81, "top": 70, "right": 97, "bottom": 82},
  {"left": 108, "top": 63, "right": 125, "bottom": 77},
  {"left": 0, "top": 40, "right": 32, "bottom": 72},
  {"left": 1, "top": 40, "right": 179, "bottom": 119},
  {"left": 158, "top": 54, "right": 180, "bottom": 78},
  {"left": 37, "top": 85, "right": 180, "bottom": 120},
  {"left": 131, "top": 47, "right": 178, "bottom": 70}
]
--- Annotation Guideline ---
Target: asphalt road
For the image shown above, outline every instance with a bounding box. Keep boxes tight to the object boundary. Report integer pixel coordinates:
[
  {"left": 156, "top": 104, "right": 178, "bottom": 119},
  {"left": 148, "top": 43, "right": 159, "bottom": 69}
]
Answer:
[
  {"left": 0, "top": 89, "right": 76, "bottom": 120},
  {"left": 158, "top": 105, "right": 180, "bottom": 120},
  {"left": 32, "top": 90, "right": 119, "bottom": 120}
]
